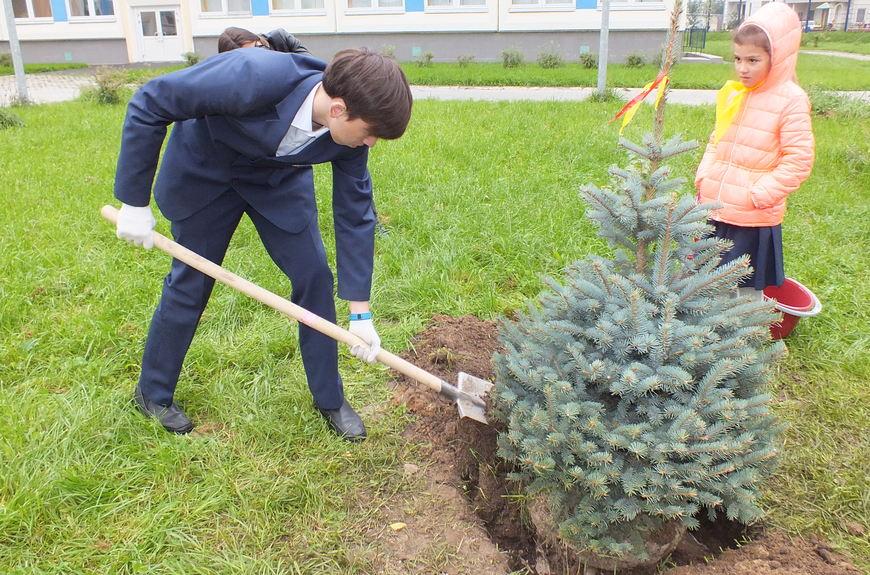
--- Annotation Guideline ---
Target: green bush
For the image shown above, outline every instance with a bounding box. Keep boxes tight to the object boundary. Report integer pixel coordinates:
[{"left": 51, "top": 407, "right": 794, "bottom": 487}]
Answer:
[
  {"left": 416, "top": 51, "right": 434, "bottom": 67},
  {"left": 625, "top": 53, "right": 645, "bottom": 68},
  {"left": 182, "top": 52, "right": 201, "bottom": 67},
  {"left": 807, "top": 86, "right": 870, "bottom": 119},
  {"left": 0, "top": 53, "right": 11, "bottom": 67},
  {"left": 537, "top": 50, "right": 564, "bottom": 69},
  {"left": 457, "top": 54, "right": 476, "bottom": 67},
  {"left": 588, "top": 87, "right": 620, "bottom": 103},
  {"left": 380, "top": 45, "right": 396, "bottom": 59},
  {"left": 0, "top": 108, "right": 24, "bottom": 129},
  {"left": 502, "top": 49, "right": 524, "bottom": 68},
  {"left": 83, "top": 68, "right": 127, "bottom": 105},
  {"left": 579, "top": 53, "right": 597, "bottom": 69}
]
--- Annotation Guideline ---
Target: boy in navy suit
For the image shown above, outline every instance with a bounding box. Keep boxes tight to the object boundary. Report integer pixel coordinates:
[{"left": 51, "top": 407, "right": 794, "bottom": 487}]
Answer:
[{"left": 113, "top": 48, "right": 412, "bottom": 441}]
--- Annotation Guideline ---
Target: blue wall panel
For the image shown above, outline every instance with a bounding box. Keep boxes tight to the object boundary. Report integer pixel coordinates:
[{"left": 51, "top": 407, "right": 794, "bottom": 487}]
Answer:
[
  {"left": 252, "top": 0, "right": 270, "bottom": 16},
  {"left": 51, "top": 0, "right": 68, "bottom": 21},
  {"left": 405, "top": 0, "right": 424, "bottom": 12},
  {"left": 576, "top": 0, "right": 596, "bottom": 8}
]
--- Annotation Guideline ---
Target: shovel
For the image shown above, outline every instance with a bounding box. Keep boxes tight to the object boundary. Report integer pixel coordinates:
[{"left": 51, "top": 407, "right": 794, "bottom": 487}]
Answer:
[{"left": 101, "top": 205, "right": 492, "bottom": 424}]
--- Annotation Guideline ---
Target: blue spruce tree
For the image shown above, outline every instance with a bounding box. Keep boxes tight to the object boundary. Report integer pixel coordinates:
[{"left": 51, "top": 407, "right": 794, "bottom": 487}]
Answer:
[{"left": 491, "top": 3, "right": 785, "bottom": 567}]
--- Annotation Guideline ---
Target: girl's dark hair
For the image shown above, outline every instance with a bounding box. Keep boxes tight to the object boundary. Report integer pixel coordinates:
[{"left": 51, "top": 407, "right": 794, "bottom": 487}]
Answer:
[
  {"left": 218, "top": 27, "right": 262, "bottom": 53},
  {"left": 733, "top": 24, "right": 771, "bottom": 54},
  {"left": 322, "top": 48, "right": 412, "bottom": 140}
]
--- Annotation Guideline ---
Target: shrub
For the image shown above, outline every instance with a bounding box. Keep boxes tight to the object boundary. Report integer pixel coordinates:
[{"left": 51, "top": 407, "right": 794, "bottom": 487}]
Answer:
[
  {"left": 588, "top": 87, "right": 620, "bottom": 103},
  {"left": 625, "top": 53, "right": 645, "bottom": 68},
  {"left": 457, "top": 54, "right": 476, "bottom": 67},
  {"left": 493, "top": 119, "right": 783, "bottom": 564},
  {"left": 579, "top": 53, "right": 597, "bottom": 69},
  {"left": 182, "top": 51, "right": 201, "bottom": 67},
  {"left": 537, "top": 50, "right": 564, "bottom": 69},
  {"left": 83, "top": 68, "right": 127, "bottom": 105},
  {"left": 502, "top": 49, "right": 524, "bottom": 68},
  {"left": 0, "top": 53, "right": 11, "bottom": 67},
  {"left": 416, "top": 51, "right": 434, "bottom": 67},
  {"left": 0, "top": 108, "right": 24, "bottom": 129},
  {"left": 380, "top": 44, "right": 396, "bottom": 59},
  {"left": 807, "top": 86, "right": 870, "bottom": 119}
]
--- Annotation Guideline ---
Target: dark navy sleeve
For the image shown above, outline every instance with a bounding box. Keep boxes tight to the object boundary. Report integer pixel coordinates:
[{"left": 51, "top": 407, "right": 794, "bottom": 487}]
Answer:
[
  {"left": 331, "top": 147, "right": 376, "bottom": 301},
  {"left": 113, "top": 50, "right": 302, "bottom": 207}
]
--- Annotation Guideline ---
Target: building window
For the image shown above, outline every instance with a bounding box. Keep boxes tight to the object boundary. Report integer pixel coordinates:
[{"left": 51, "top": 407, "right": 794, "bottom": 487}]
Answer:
[
  {"left": 200, "top": 0, "right": 251, "bottom": 14},
  {"left": 511, "top": 0, "right": 572, "bottom": 7},
  {"left": 12, "top": 0, "right": 52, "bottom": 18},
  {"left": 272, "top": 0, "right": 324, "bottom": 11},
  {"left": 347, "top": 0, "right": 403, "bottom": 9},
  {"left": 426, "top": 0, "right": 485, "bottom": 9},
  {"left": 68, "top": 0, "right": 114, "bottom": 16},
  {"left": 857, "top": 8, "right": 866, "bottom": 22}
]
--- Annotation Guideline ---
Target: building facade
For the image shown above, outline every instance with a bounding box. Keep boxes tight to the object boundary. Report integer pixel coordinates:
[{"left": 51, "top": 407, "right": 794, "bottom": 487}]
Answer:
[
  {"left": 722, "top": 0, "right": 870, "bottom": 30},
  {"left": 1, "top": 0, "right": 681, "bottom": 64}
]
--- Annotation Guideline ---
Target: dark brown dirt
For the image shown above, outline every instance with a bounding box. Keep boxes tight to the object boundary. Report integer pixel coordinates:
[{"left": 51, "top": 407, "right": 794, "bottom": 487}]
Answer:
[{"left": 389, "top": 314, "right": 862, "bottom": 575}]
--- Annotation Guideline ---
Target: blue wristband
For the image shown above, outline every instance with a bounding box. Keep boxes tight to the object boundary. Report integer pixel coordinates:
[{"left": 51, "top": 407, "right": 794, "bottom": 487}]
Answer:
[{"left": 349, "top": 312, "right": 373, "bottom": 321}]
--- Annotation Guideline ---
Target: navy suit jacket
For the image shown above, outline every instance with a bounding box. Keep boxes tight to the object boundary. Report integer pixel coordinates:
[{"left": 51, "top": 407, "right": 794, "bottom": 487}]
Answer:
[{"left": 114, "top": 49, "right": 376, "bottom": 301}]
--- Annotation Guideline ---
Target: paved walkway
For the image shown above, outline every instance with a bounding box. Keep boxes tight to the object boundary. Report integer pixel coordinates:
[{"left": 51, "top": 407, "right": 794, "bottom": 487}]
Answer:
[
  {"left": 0, "top": 72, "right": 95, "bottom": 106},
  {"left": 2, "top": 69, "right": 869, "bottom": 107},
  {"left": 802, "top": 50, "right": 870, "bottom": 61}
]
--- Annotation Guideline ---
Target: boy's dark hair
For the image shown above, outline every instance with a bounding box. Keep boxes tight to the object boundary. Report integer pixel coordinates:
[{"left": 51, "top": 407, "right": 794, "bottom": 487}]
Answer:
[
  {"left": 733, "top": 24, "right": 771, "bottom": 55},
  {"left": 322, "top": 48, "right": 412, "bottom": 140},
  {"left": 218, "top": 27, "right": 262, "bottom": 53}
]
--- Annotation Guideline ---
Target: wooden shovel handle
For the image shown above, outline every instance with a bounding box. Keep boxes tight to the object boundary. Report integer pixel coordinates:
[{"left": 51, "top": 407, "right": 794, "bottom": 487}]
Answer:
[{"left": 101, "top": 204, "right": 455, "bottom": 398}]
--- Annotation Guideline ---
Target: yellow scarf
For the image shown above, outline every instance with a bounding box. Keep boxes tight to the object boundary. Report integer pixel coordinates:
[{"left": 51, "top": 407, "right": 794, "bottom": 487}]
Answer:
[{"left": 714, "top": 80, "right": 760, "bottom": 143}]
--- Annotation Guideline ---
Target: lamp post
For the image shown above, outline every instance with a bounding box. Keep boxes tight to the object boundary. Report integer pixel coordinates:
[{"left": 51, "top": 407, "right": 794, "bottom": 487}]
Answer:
[
  {"left": 597, "top": 0, "right": 610, "bottom": 96},
  {"left": 1, "top": 0, "right": 28, "bottom": 102}
]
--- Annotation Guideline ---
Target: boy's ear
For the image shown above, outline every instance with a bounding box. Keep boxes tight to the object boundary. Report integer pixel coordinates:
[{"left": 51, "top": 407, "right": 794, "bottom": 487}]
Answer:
[{"left": 329, "top": 98, "right": 348, "bottom": 119}]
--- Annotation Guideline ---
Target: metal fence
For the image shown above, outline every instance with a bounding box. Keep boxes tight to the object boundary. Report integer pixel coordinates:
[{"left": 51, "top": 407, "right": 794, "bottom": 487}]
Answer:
[{"left": 683, "top": 27, "right": 708, "bottom": 52}]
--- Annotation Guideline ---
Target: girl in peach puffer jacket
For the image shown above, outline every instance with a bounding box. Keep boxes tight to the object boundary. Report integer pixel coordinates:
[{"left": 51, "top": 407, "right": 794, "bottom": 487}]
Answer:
[{"left": 695, "top": 2, "right": 815, "bottom": 298}]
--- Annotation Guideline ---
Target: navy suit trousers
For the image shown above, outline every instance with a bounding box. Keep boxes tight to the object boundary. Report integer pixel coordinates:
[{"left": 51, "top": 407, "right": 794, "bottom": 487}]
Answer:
[{"left": 138, "top": 187, "right": 344, "bottom": 410}]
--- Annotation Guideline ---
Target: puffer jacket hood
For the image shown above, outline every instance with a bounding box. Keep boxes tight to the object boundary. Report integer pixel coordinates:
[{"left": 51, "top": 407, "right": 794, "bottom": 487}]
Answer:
[
  {"left": 695, "top": 2, "right": 815, "bottom": 228},
  {"left": 741, "top": 2, "right": 802, "bottom": 89}
]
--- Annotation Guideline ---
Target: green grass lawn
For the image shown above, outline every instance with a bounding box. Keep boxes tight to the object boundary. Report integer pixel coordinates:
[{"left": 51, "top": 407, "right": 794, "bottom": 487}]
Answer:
[
  {"left": 89, "top": 52, "right": 870, "bottom": 92},
  {"left": 401, "top": 53, "right": 870, "bottom": 90},
  {"left": 0, "top": 97, "right": 867, "bottom": 573},
  {"left": 0, "top": 62, "right": 88, "bottom": 76},
  {"left": 707, "top": 30, "right": 870, "bottom": 57}
]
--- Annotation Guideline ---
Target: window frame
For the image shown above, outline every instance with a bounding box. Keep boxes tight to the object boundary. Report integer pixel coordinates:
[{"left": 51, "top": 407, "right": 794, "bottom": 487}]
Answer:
[
  {"left": 12, "top": 0, "right": 53, "bottom": 22},
  {"left": 508, "top": 0, "right": 574, "bottom": 13},
  {"left": 198, "top": 0, "right": 253, "bottom": 18},
  {"left": 270, "top": 0, "right": 327, "bottom": 17},
  {"left": 65, "top": 0, "right": 116, "bottom": 21},
  {"left": 603, "top": 0, "right": 665, "bottom": 11},
  {"left": 424, "top": 0, "right": 487, "bottom": 14},
  {"left": 345, "top": 0, "right": 405, "bottom": 16}
]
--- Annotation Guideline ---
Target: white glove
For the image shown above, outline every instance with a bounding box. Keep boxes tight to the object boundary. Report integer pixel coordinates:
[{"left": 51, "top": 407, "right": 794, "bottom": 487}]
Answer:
[
  {"left": 349, "top": 318, "right": 381, "bottom": 363},
  {"left": 116, "top": 203, "right": 156, "bottom": 249}
]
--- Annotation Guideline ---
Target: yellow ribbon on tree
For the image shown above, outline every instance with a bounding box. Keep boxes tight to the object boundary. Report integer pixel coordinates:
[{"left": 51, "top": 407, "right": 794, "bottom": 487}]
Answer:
[
  {"left": 611, "top": 73, "right": 670, "bottom": 134},
  {"left": 714, "top": 80, "right": 760, "bottom": 143}
]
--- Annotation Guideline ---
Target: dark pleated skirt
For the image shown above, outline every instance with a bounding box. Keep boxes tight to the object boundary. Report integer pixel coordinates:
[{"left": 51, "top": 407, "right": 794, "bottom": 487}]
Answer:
[{"left": 712, "top": 220, "right": 785, "bottom": 290}]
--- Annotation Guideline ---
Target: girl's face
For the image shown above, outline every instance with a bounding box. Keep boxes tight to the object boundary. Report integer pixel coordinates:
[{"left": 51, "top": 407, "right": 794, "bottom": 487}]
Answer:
[{"left": 733, "top": 43, "right": 771, "bottom": 88}]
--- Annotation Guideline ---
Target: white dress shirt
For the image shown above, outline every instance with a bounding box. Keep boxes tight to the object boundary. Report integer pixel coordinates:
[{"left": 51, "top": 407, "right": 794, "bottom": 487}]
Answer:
[{"left": 276, "top": 82, "right": 330, "bottom": 157}]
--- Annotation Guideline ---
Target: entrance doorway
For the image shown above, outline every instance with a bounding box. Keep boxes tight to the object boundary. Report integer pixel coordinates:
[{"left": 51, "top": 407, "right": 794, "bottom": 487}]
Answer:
[{"left": 134, "top": 6, "right": 184, "bottom": 62}]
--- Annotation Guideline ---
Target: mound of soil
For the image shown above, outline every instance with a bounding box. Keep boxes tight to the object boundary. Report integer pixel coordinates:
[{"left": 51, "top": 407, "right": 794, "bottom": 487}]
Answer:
[{"left": 387, "top": 314, "right": 861, "bottom": 575}]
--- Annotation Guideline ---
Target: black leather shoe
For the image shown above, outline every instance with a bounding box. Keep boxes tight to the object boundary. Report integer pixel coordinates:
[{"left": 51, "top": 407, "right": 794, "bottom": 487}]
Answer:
[
  {"left": 318, "top": 399, "right": 366, "bottom": 442},
  {"left": 133, "top": 386, "right": 194, "bottom": 434}
]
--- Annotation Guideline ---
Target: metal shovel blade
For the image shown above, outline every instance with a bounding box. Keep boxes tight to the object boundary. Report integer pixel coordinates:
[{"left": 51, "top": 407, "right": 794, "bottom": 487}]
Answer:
[{"left": 456, "top": 372, "right": 494, "bottom": 424}]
